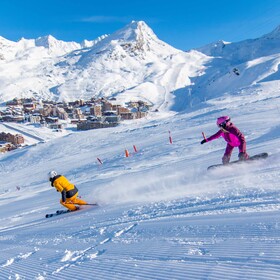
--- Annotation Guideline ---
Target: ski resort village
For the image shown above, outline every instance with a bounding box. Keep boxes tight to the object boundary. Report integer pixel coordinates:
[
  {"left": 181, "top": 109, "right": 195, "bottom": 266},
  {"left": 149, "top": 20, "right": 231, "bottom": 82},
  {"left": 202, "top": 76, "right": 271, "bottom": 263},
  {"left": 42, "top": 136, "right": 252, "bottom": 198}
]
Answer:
[
  {"left": 0, "top": 97, "right": 149, "bottom": 152},
  {"left": 0, "top": 17, "right": 280, "bottom": 280}
]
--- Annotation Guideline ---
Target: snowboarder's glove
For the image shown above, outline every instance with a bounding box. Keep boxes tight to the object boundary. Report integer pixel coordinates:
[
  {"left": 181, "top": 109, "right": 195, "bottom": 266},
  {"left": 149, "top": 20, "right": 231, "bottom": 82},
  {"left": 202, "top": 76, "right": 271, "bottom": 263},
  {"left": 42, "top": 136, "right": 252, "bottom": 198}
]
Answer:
[
  {"left": 238, "top": 152, "right": 247, "bottom": 161},
  {"left": 200, "top": 139, "right": 206, "bottom": 144}
]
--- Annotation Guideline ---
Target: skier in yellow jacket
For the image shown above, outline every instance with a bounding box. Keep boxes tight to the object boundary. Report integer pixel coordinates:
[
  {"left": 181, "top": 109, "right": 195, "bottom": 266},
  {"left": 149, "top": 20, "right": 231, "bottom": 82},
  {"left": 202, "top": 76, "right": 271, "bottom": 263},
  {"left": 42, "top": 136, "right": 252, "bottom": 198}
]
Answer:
[{"left": 49, "top": 170, "right": 88, "bottom": 211}]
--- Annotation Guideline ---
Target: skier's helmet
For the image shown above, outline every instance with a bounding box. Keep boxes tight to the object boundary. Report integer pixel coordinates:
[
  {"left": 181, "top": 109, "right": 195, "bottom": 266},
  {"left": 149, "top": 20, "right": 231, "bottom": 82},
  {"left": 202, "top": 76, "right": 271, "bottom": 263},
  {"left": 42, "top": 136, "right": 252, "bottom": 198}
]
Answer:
[
  {"left": 217, "top": 116, "right": 230, "bottom": 128},
  {"left": 49, "top": 170, "right": 57, "bottom": 179}
]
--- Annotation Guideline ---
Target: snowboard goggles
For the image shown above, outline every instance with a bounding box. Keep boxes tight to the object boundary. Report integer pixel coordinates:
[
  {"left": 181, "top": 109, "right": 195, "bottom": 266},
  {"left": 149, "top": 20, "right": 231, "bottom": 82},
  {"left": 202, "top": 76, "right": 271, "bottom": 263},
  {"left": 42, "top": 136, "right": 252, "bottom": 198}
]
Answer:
[{"left": 218, "top": 121, "right": 228, "bottom": 128}]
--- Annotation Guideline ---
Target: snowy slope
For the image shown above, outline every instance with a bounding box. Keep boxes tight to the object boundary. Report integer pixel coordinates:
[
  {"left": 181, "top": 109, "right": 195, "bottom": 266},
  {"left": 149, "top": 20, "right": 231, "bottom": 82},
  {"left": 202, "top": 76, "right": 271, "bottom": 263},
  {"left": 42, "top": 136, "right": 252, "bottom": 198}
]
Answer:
[
  {"left": 192, "top": 25, "right": 280, "bottom": 102},
  {"left": 0, "top": 77, "right": 280, "bottom": 279},
  {"left": 1, "top": 21, "right": 280, "bottom": 280}
]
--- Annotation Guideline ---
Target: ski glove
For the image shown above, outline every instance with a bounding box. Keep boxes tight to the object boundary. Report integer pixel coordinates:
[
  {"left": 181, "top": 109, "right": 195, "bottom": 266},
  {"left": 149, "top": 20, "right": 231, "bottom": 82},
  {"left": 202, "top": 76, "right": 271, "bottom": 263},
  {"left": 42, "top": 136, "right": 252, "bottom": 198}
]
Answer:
[{"left": 200, "top": 139, "right": 207, "bottom": 144}]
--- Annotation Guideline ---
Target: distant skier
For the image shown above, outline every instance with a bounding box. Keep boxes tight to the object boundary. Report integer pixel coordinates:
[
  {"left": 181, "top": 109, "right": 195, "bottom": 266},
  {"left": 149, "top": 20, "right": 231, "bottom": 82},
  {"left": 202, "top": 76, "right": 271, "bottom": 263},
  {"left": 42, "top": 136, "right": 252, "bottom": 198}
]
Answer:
[
  {"left": 48, "top": 171, "right": 88, "bottom": 211},
  {"left": 201, "top": 116, "right": 249, "bottom": 164}
]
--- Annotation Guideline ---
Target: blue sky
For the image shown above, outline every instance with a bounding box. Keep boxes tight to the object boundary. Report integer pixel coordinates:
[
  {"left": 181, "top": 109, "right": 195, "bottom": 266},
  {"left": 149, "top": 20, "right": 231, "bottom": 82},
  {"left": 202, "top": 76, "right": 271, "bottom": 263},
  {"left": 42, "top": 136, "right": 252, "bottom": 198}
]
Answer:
[{"left": 1, "top": 0, "right": 280, "bottom": 50}]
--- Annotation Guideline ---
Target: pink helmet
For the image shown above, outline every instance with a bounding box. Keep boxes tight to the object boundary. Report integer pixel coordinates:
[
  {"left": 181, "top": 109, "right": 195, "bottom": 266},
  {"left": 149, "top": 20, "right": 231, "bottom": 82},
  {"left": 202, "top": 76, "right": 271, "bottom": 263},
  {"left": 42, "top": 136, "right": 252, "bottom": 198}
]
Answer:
[{"left": 216, "top": 116, "right": 230, "bottom": 127}]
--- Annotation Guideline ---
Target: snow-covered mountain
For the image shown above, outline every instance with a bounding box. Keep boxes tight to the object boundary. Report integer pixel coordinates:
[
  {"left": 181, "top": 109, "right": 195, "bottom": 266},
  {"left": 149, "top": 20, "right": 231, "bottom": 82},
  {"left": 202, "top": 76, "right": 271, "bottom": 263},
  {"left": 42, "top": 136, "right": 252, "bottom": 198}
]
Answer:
[
  {"left": 1, "top": 22, "right": 280, "bottom": 279},
  {"left": 54, "top": 21, "right": 207, "bottom": 107},
  {"left": 192, "top": 25, "right": 280, "bottom": 101},
  {"left": 34, "top": 35, "right": 81, "bottom": 56},
  {"left": 0, "top": 21, "right": 208, "bottom": 109},
  {"left": 1, "top": 20, "right": 280, "bottom": 113},
  {"left": 1, "top": 20, "right": 280, "bottom": 111}
]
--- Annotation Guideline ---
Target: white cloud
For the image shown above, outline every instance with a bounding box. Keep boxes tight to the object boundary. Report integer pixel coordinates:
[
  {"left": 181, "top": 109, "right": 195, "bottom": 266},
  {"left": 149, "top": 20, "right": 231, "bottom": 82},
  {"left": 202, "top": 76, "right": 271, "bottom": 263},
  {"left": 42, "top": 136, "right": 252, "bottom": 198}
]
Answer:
[{"left": 81, "top": 16, "right": 133, "bottom": 23}]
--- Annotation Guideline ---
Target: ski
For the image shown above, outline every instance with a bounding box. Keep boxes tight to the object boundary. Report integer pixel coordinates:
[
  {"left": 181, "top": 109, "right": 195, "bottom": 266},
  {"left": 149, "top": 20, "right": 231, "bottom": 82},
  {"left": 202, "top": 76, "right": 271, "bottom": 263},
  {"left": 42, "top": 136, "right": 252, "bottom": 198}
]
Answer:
[
  {"left": 45, "top": 209, "right": 71, "bottom": 218},
  {"left": 45, "top": 203, "right": 98, "bottom": 218},
  {"left": 207, "top": 152, "right": 268, "bottom": 170}
]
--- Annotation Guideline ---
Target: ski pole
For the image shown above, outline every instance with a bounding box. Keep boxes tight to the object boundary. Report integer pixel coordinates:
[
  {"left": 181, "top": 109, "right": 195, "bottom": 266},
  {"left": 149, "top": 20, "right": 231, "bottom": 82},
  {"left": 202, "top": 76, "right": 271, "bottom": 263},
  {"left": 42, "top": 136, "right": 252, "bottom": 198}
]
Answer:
[
  {"left": 202, "top": 132, "right": 206, "bottom": 140},
  {"left": 68, "top": 201, "right": 98, "bottom": 206}
]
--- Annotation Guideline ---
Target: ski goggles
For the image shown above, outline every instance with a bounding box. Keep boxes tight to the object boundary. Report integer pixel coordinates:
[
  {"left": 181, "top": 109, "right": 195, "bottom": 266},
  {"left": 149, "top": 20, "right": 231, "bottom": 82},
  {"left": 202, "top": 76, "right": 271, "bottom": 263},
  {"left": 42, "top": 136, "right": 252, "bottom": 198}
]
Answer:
[{"left": 218, "top": 121, "right": 227, "bottom": 128}]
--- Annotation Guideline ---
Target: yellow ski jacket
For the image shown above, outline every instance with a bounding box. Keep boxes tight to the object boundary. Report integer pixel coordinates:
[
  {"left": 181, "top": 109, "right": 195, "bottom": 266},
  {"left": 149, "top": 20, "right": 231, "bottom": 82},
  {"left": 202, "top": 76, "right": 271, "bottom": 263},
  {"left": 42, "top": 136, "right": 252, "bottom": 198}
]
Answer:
[
  {"left": 53, "top": 175, "right": 75, "bottom": 192},
  {"left": 52, "top": 175, "right": 78, "bottom": 202}
]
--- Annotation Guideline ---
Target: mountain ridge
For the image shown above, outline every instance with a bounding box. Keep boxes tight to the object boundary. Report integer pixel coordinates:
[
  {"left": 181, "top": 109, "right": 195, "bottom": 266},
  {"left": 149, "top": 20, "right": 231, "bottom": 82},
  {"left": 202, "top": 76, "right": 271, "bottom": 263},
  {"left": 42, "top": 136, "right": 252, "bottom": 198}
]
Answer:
[{"left": 0, "top": 21, "right": 280, "bottom": 113}]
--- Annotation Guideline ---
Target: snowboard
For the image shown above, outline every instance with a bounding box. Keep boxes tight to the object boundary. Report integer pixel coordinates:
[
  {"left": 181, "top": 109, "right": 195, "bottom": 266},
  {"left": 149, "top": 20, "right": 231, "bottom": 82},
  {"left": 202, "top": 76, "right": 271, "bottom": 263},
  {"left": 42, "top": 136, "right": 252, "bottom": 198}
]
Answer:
[{"left": 207, "top": 152, "right": 268, "bottom": 170}]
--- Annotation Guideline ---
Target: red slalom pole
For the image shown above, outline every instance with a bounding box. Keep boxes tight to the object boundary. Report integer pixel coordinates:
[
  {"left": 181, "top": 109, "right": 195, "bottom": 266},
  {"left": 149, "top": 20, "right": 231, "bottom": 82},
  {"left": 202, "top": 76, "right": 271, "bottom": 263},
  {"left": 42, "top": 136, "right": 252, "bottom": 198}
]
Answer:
[
  {"left": 125, "top": 149, "right": 129, "bottom": 157},
  {"left": 169, "top": 131, "right": 173, "bottom": 144},
  {"left": 133, "top": 145, "right": 138, "bottom": 152}
]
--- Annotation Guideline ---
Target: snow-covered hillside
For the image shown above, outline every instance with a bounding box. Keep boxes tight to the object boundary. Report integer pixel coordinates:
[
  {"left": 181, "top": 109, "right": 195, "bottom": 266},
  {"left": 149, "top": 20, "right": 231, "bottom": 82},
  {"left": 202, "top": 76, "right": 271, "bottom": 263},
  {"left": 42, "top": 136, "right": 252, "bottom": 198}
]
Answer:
[
  {"left": 192, "top": 25, "right": 280, "bottom": 101},
  {"left": 1, "top": 21, "right": 280, "bottom": 280},
  {"left": 0, "top": 21, "right": 209, "bottom": 108},
  {"left": 53, "top": 21, "right": 207, "bottom": 107},
  {"left": 0, "top": 72, "right": 280, "bottom": 279},
  {"left": 2, "top": 21, "right": 280, "bottom": 114}
]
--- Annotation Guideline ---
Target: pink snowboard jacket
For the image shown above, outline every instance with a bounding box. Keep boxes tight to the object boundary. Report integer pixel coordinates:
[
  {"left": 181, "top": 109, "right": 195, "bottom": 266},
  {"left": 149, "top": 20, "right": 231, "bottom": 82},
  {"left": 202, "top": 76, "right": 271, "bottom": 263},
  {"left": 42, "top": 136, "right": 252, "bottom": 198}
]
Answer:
[{"left": 206, "top": 122, "right": 247, "bottom": 155}]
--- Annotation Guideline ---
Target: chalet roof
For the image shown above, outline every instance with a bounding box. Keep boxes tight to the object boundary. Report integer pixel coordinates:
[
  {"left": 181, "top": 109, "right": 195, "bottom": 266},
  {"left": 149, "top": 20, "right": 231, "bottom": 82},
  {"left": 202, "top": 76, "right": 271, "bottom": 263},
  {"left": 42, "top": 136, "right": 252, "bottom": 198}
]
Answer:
[
  {"left": 103, "top": 110, "right": 117, "bottom": 115},
  {"left": 46, "top": 116, "right": 59, "bottom": 120},
  {"left": 107, "top": 100, "right": 124, "bottom": 106}
]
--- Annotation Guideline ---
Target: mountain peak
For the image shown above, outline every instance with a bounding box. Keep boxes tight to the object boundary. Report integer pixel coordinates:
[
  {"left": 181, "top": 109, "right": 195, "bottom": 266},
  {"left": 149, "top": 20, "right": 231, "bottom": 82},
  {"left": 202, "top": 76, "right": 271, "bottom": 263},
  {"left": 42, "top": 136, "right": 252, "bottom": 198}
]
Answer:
[
  {"left": 262, "top": 24, "right": 280, "bottom": 39},
  {"left": 80, "top": 34, "right": 108, "bottom": 48},
  {"left": 75, "top": 20, "right": 177, "bottom": 68},
  {"left": 196, "top": 40, "right": 231, "bottom": 56},
  {"left": 35, "top": 35, "right": 81, "bottom": 55},
  {"left": 103, "top": 20, "right": 175, "bottom": 56},
  {"left": 115, "top": 20, "right": 157, "bottom": 42},
  {"left": 35, "top": 35, "right": 61, "bottom": 48},
  {"left": 128, "top": 20, "right": 151, "bottom": 31},
  {"left": 0, "top": 36, "right": 16, "bottom": 45}
]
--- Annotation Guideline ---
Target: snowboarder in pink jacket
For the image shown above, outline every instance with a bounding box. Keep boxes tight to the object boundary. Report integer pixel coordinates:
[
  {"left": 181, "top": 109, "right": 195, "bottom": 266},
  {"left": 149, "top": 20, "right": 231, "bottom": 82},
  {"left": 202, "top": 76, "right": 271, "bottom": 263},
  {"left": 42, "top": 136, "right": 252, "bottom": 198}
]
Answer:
[{"left": 201, "top": 116, "right": 249, "bottom": 164}]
